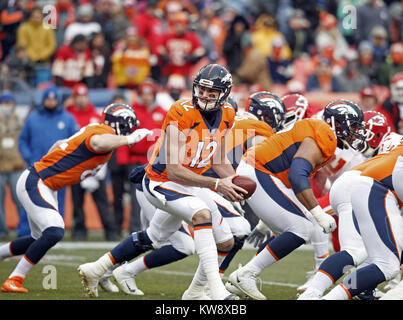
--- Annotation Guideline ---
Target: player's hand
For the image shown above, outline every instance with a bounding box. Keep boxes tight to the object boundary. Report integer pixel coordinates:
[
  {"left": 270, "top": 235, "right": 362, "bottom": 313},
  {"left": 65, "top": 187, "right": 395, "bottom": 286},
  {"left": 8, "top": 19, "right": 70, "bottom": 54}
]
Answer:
[
  {"left": 310, "top": 206, "right": 336, "bottom": 233},
  {"left": 126, "top": 129, "right": 153, "bottom": 145},
  {"left": 80, "top": 176, "right": 100, "bottom": 193},
  {"left": 216, "top": 175, "right": 248, "bottom": 202},
  {"left": 232, "top": 201, "right": 245, "bottom": 216},
  {"left": 247, "top": 220, "right": 272, "bottom": 248}
]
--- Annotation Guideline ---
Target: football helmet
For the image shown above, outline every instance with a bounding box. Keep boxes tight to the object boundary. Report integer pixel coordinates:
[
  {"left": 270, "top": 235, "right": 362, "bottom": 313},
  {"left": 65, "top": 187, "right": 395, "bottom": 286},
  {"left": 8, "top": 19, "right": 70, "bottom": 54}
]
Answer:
[
  {"left": 192, "top": 64, "right": 232, "bottom": 112},
  {"left": 281, "top": 93, "right": 309, "bottom": 127},
  {"left": 361, "top": 111, "right": 390, "bottom": 157},
  {"left": 101, "top": 103, "right": 140, "bottom": 136},
  {"left": 322, "top": 99, "right": 365, "bottom": 150},
  {"left": 227, "top": 96, "right": 239, "bottom": 112},
  {"left": 247, "top": 91, "right": 285, "bottom": 132},
  {"left": 390, "top": 72, "right": 403, "bottom": 104}
]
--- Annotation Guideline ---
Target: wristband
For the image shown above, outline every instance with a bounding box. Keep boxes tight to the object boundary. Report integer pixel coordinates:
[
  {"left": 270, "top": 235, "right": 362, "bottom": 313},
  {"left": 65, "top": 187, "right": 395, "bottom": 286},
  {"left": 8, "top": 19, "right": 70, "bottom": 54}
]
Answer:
[{"left": 214, "top": 178, "right": 220, "bottom": 190}]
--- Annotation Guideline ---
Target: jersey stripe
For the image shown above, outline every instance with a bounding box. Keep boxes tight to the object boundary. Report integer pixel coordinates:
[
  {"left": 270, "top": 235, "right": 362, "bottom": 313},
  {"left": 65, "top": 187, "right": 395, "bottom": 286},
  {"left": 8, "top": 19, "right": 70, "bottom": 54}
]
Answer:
[
  {"left": 263, "top": 142, "right": 301, "bottom": 174},
  {"left": 37, "top": 141, "right": 110, "bottom": 181}
]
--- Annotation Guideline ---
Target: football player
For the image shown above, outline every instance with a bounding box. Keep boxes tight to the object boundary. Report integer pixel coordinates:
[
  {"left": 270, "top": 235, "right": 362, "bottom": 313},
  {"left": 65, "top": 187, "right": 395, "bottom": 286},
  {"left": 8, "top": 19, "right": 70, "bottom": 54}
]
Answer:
[
  {"left": 227, "top": 100, "right": 366, "bottom": 300},
  {"left": 77, "top": 64, "right": 246, "bottom": 300},
  {"left": 298, "top": 111, "right": 393, "bottom": 300},
  {"left": 101, "top": 91, "right": 286, "bottom": 298},
  {"left": 322, "top": 137, "right": 403, "bottom": 300},
  {"left": 0, "top": 104, "right": 153, "bottom": 293}
]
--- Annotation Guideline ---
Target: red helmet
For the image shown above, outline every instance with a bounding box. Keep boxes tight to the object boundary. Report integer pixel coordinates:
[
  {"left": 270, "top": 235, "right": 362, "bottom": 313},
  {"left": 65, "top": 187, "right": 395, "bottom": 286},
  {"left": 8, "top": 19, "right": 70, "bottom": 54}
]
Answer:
[
  {"left": 281, "top": 93, "right": 309, "bottom": 127},
  {"left": 362, "top": 111, "right": 390, "bottom": 157},
  {"left": 390, "top": 72, "right": 403, "bottom": 103}
]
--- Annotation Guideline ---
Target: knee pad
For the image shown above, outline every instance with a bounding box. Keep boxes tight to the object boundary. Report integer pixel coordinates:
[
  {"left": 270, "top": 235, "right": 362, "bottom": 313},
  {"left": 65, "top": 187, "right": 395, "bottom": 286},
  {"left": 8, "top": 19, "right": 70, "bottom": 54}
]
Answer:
[
  {"left": 42, "top": 227, "right": 64, "bottom": 246},
  {"left": 344, "top": 247, "right": 367, "bottom": 266}
]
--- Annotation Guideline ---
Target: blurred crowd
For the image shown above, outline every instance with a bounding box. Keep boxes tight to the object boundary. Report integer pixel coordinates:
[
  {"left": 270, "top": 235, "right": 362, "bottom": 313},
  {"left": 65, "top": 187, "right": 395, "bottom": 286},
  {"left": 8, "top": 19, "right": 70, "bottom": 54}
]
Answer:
[{"left": 2, "top": 0, "right": 403, "bottom": 240}]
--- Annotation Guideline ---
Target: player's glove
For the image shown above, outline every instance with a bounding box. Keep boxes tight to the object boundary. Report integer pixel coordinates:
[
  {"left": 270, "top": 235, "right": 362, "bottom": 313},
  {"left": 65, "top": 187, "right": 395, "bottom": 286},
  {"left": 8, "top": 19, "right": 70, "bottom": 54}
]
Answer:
[
  {"left": 310, "top": 205, "right": 336, "bottom": 233},
  {"left": 247, "top": 220, "right": 272, "bottom": 248},
  {"left": 80, "top": 176, "right": 100, "bottom": 193},
  {"left": 232, "top": 201, "right": 245, "bottom": 216},
  {"left": 126, "top": 129, "right": 153, "bottom": 145}
]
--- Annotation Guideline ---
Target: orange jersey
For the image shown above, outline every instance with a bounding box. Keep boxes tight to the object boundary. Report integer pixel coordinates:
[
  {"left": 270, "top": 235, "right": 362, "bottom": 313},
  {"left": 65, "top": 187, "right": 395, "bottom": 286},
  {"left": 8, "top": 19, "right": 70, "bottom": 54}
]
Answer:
[
  {"left": 145, "top": 99, "right": 235, "bottom": 182},
  {"left": 226, "top": 114, "right": 275, "bottom": 168},
  {"left": 352, "top": 142, "right": 403, "bottom": 193},
  {"left": 243, "top": 119, "right": 337, "bottom": 188},
  {"left": 34, "top": 124, "right": 115, "bottom": 190}
]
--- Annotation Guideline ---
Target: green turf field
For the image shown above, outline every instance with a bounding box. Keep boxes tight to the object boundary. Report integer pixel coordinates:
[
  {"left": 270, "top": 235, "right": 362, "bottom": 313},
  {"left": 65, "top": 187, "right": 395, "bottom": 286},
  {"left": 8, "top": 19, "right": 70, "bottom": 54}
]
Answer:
[{"left": 0, "top": 240, "right": 317, "bottom": 300}]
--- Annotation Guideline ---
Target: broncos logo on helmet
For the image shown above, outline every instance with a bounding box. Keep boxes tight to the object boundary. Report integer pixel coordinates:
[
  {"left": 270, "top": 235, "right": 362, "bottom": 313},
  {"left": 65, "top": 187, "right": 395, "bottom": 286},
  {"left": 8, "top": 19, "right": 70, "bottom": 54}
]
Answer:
[
  {"left": 247, "top": 91, "right": 286, "bottom": 132},
  {"left": 322, "top": 99, "right": 366, "bottom": 150},
  {"left": 102, "top": 103, "right": 140, "bottom": 136}
]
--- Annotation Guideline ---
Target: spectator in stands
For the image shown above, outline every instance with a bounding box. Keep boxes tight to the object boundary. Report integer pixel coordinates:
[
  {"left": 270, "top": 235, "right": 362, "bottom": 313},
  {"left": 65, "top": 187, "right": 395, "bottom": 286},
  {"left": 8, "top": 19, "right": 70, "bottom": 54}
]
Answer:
[
  {"left": 199, "top": 3, "right": 227, "bottom": 57},
  {"left": 0, "top": 92, "right": 26, "bottom": 239},
  {"left": 65, "top": 83, "right": 119, "bottom": 241},
  {"left": 267, "top": 37, "right": 293, "bottom": 84},
  {"left": 111, "top": 26, "right": 151, "bottom": 89},
  {"left": 0, "top": 1, "right": 24, "bottom": 61},
  {"left": 354, "top": 0, "right": 390, "bottom": 45},
  {"left": 132, "top": 0, "right": 165, "bottom": 82},
  {"left": 251, "top": 13, "right": 292, "bottom": 61},
  {"left": 4, "top": 45, "right": 36, "bottom": 87},
  {"left": 378, "top": 72, "right": 403, "bottom": 133},
  {"left": 115, "top": 80, "right": 166, "bottom": 233},
  {"left": 358, "top": 40, "right": 381, "bottom": 85},
  {"left": 18, "top": 86, "right": 78, "bottom": 234},
  {"left": 16, "top": 6, "right": 56, "bottom": 64},
  {"left": 52, "top": 34, "right": 95, "bottom": 88},
  {"left": 389, "top": 2, "right": 403, "bottom": 43},
  {"left": 64, "top": 3, "right": 101, "bottom": 45},
  {"left": 315, "top": 11, "right": 349, "bottom": 61},
  {"left": 286, "top": 8, "right": 314, "bottom": 59},
  {"left": 157, "top": 11, "right": 205, "bottom": 87},
  {"left": 369, "top": 25, "right": 389, "bottom": 65},
  {"left": 360, "top": 86, "right": 379, "bottom": 112},
  {"left": 336, "top": 48, "right": 370, "bottom": 92},
  {"left": 223, "top": 15, "right": 251, "bottom": 77},
  {"left": 306, "top": 57, "right": 341, "bottom": 93},
  {"left": 89, "top": 32, "right": 111, "bottom": 88},
  {"left": 195, "top": 15, "right": 219, "bottom": 63},
  {"left": 378, "top": 42, "right": 403, "bottom": 87},
  {"left": 54, "top": 0, "right": 76, "bottom": 48},
  {"left": 166, "top": 73, "right": 186, "bottom": 101},
  {"left": 109, "top": 0, "right": 131, "bottom": 47}
]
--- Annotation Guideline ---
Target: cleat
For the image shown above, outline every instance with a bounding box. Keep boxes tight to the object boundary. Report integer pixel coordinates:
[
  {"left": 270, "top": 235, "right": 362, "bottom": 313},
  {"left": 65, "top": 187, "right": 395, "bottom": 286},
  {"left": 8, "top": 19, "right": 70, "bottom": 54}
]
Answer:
[
  {"left": 99, "top": 276, "right": 119, "bottom": 293},
  {"left": 112, "top": 265, "right": 144, "bottom": 296},
  {"left": 182, "top": 288, "right": 211, "bottom": 300},
  {"left": 296, "top": 270, "right": 316, "bottom": 292},
  {"left": 1, "top": 276, "right": 28, "bottom": 293},
  {"left": 225, "top": 281, "right": 249, "bottom": 299},
  {"left": 78, "top": 263, "right": 102, "bottom": 297},
  {"left": 228, "top": 265, "right": 266, "bottom": 300},
  {"left": 355, "top": 288, "right": 384, "bottom": 300},
  {"left": 297, "top": 288, "right": 322, "bottom": 300}
]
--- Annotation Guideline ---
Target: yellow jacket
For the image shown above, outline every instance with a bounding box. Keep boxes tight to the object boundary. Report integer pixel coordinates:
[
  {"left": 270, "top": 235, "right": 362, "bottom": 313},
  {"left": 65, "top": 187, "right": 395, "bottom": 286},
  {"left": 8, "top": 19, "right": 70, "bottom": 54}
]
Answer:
[
  {"left": 17, "top": 19, "right": 56, "bottom": 62},
  {"left": 251, "top": 14, "right": 291, "bottom": 60}
]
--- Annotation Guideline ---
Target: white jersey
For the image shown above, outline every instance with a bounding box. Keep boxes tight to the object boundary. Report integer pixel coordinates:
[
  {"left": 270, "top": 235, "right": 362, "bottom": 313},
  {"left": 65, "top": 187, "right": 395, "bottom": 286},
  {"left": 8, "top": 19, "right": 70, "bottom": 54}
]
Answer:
[
  {"left": 378, "top": 132, "right": 403, "bottom": 155},
  {"left": 324, "top": 147, "right": 367, "bottom": 186}
]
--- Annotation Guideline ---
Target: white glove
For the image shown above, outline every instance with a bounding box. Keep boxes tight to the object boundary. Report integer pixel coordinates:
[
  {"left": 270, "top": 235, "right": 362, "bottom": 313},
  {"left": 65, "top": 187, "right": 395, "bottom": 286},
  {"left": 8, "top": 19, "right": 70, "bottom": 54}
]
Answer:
[
  {"left": 126, "top": 129, "right": 153, "bottom": 145},
  {"left": 80, "top": 176, "right": 100, "bottom": 193},
  {"left": 310, "top": 205, "right": 337, "bottom": 233},
  {"left": 247, "top": 220, "right": 272, "bottom": 248},
  {"left": 232, "top": 201, "right": 245, "bottom": 216}
]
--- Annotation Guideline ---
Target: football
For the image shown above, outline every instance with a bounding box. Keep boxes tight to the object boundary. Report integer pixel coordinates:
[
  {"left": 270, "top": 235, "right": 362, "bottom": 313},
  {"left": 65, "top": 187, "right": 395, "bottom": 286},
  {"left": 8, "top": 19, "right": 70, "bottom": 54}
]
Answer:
[{"left": 232, "top": 175, "right": 257, "bottom": 199}]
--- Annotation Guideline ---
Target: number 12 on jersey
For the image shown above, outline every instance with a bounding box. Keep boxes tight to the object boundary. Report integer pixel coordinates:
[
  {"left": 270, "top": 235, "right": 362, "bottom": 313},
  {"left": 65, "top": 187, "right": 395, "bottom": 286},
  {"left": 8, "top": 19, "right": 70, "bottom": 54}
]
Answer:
[{"left": 189, "top": 140, "right": 218, "bottom": 168}]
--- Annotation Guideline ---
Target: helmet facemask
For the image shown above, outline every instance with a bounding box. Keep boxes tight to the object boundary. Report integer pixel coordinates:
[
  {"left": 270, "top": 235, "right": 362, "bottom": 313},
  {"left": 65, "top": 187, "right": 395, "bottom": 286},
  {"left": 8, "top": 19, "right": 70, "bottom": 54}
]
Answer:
[{"left": 193, "top": 85, "right": 225, "bottom": 112}]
